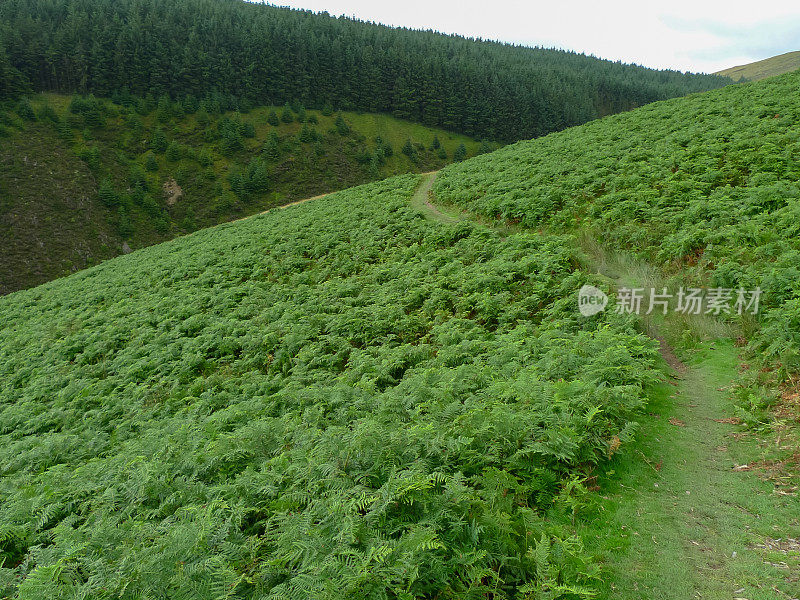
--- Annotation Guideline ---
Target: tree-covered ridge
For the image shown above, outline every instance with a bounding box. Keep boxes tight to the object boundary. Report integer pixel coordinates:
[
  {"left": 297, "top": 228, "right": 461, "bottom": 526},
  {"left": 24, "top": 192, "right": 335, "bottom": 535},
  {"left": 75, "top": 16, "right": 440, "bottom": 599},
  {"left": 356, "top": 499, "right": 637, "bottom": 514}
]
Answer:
[
  {"left": 0, "top": 175, "right": 659, "bottom": 598},
  {"left": 434, "top": 70, "right": 800, "bottom": 382},
  {"left": 0, "top": 0, "right": 729, "bottom": 141}
]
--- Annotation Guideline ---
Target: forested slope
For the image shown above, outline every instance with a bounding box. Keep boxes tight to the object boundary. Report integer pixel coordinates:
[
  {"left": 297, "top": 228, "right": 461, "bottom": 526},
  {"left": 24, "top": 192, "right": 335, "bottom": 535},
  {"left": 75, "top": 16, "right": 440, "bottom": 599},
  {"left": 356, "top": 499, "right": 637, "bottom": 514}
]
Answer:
[
  {"left": 0, "top": 93, "right": 485, "bottom": 294},
  {"left": 0, "top": 0, "right": 730, "bottom": 141},
  {"left": 435, "top": 70, "right": 800, "bottom": 385}
]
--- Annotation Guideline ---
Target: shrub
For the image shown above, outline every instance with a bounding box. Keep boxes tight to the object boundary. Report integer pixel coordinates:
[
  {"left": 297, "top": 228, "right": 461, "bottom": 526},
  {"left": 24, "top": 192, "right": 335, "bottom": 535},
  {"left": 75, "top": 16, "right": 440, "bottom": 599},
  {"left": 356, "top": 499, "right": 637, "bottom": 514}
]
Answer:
[
  {"left": 144, "top": 152, "right": 159, "bottom": 172},
  {"left": 15, "top": 98, "right": 36, "bottom": 121},
  {"left": 165, "top": 141, "right": 182, "bottom": 162},
  {"left": 150, "top": 129, "right": 167, "bottom": 153},
  {"left": 98, "top": 177, "right": 119, "bottom": 207}
]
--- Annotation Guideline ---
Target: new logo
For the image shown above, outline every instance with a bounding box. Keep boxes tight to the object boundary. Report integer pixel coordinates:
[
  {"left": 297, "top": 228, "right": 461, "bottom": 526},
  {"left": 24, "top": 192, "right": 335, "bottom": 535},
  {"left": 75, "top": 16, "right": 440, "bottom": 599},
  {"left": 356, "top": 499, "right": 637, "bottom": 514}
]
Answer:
[{"left": 578, "top": 284, "right": 608, "bottom": 316}]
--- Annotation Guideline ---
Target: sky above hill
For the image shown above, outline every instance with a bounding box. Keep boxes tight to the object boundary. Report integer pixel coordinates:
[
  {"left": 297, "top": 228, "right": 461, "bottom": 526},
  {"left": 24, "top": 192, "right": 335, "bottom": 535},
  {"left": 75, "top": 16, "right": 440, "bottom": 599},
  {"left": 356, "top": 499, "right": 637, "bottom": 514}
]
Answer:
[{"left": 270, "top": 0, "right": 800, "bottom": 73}]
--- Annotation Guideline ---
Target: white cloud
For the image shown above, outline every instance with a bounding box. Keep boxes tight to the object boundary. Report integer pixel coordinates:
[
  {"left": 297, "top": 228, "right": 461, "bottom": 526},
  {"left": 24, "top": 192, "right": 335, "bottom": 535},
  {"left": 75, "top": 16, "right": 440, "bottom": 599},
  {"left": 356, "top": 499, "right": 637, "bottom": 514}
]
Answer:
[{"left": 266, "top": 0, "right": 800, "bottom": 72}]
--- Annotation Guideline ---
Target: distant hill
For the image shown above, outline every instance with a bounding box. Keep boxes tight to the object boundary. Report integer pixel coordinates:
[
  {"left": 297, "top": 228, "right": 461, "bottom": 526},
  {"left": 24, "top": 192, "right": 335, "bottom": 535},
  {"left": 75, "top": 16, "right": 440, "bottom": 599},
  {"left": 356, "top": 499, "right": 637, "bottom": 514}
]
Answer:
[
  {"left": 0, "top": 93, "right": 487, "bottom": 294},
  {"left": 0, "top": 0, "right": 730, "bottom": 141},
  {"left": 715, "top": 50, "right": 800, "bottom": 81}
]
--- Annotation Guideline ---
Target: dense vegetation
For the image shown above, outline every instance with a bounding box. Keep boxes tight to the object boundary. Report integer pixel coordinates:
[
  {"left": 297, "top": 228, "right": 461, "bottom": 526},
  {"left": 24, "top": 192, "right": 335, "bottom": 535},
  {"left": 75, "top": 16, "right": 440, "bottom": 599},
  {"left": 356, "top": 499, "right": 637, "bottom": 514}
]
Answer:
[
  {"left": 0, "top": 0, "right": 730, "bottom": 141},
  {"left": 435, "top": 70, "right": 800, "bottom": 397},
  {"left": 0, "top": 93, "right": 486, "bottom": 294},
  {"left": 0, "top": 175, "right": 660, "bottom": 598}
]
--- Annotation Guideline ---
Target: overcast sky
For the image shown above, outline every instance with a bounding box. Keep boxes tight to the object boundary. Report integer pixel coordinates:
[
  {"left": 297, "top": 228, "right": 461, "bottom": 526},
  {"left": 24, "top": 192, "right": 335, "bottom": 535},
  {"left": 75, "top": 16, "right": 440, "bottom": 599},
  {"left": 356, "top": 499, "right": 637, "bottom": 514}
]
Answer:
[{"left": 269, "top": 0, "right": 800, "bottom": 73}]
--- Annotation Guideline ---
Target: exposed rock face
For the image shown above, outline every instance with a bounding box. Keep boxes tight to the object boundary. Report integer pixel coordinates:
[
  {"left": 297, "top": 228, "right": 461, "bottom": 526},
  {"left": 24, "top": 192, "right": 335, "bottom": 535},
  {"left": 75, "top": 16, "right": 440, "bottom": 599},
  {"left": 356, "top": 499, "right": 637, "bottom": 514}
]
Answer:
[{"left": 162, "top": 178, "right": 183, "bottom": 206}]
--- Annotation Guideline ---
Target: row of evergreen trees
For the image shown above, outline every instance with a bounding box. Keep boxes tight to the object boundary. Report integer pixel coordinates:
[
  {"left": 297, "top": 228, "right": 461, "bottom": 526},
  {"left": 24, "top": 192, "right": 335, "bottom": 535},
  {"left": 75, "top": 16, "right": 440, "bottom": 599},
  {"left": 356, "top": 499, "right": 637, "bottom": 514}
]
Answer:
[{"left": 0, "top": 0, "right": 730, "bottom": 141}]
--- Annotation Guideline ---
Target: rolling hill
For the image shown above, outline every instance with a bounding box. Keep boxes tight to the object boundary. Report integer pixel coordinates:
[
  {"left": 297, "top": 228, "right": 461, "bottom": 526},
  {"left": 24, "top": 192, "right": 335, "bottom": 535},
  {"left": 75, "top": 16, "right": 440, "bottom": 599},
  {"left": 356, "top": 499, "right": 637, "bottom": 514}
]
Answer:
[
  {"left": 715, "top": 50, "right": 800, "bottom": 81},
  {"left": 0, "top": 93, "right": 487, "bottom": 295},
  {"left": 436, "top": 70, "right": 800, "bottom": 377},
  {"left": 433, "top": 70, "right": 800, "bottom": 596},
  {"left": 0, "top": 174, "right": 660, "bottom": 599}
]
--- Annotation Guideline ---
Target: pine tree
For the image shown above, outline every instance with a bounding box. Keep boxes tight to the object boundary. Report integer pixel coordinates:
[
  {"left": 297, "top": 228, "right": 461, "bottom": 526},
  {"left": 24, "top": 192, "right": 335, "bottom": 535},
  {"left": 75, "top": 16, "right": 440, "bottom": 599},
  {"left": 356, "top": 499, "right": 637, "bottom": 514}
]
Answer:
[
  {"left": 219, "top": 121, "right": 243, "bottom": 155},
  {"left": 430, "top": 135, "right": 440, "bottom": 150},
  {"left": 263, "top": 131, "right": 280, "bottom": 160},
  {"left": 98, "top": 178, "right": 119, "bottom": 207},
  {"left": 197, "top": 149, "right": 213, "bottom": 168},
  {"left": 453, "top": 143, "right": 467, "bottom": 162},
  {"left": 182, "top": 94, "right": 199, "bottom": 114},
  {"left": 156, "top": 95, "right": 172, "bottom": 122},
  {"left": 150, "top": 129, "right": 168, "bottom": 153},
  {"left": 0, "top": 46, "right": 29, "bottom": 100},
  {"left": 57, "top": 119, "right": 73, "bottom": 141},
  {"left": 267, "top": 110, "right": 279, "bottom": 126},
  {"left": 335, "top": 115, "right": 350, "bottom": 136},
  {"left": 280, "top": 104, "right": 294, "bottom": 124},
  {"left": 297, "top": 124, "right": 314, "bottom": 143},
  {"left": 165, "top": 141, "right": 181, "bottom": 162},
  {"left": 15, "top": 98, "right": 36, "bottom": 121},
  {"left": 116, "top": 206, "right": 134, "bottom": 237},
  {"left": 246, "top": 158, "right": 270, "bottom": 192},
  {"left": 144, "top": 152, "right": 159, "bottom": 172},
  {"left": 242, "top": 121, "right": 256, "bottom": 138}
]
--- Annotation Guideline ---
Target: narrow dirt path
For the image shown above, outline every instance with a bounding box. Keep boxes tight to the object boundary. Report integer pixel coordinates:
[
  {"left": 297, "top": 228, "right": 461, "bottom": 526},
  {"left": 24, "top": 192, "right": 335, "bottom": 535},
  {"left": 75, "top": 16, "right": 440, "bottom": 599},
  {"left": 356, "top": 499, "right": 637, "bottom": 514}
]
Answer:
[
  {"left": 239, "top": 171, "right": 441, "bottom": 227},
  {"left": 227, "top": 192, "right": 328, "bottom": 225}
]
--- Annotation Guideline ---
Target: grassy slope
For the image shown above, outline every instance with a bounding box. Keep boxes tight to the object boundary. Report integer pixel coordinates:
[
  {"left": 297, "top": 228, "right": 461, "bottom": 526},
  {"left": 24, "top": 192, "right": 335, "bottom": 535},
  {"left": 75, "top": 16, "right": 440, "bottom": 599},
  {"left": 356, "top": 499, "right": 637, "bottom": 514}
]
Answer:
[
  {"left": 429, "top": 71, "right": 800, "bottom": 594},
  {"left": 418, "top": 165, "right": 800, "bottom": 597},
  {"left": 0, "top": 94, "right": 488, "bottom": 294},
  {"left": 0, "top": 175, "right": 661, "bottom": 599},
  {"left": 575, "top": 246, "right": 799, "bottom": 598},
  {"left": 434, "top": 71, "right": 800, "bottom": 382},
  {"left": 716, "top": 51, "right": 800, "bottom": 81}
]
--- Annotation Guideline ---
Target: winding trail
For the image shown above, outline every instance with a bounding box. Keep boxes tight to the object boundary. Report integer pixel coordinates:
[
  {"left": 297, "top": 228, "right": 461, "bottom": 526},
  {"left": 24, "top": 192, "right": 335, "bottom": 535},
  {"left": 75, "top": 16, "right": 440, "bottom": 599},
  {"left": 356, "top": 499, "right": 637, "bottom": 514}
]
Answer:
[
  {"left": 409, "top": 172, "right": 460, "bottom": 224},
  {"left": 415, "top": 174, "right": 800, "bottom": 599}
]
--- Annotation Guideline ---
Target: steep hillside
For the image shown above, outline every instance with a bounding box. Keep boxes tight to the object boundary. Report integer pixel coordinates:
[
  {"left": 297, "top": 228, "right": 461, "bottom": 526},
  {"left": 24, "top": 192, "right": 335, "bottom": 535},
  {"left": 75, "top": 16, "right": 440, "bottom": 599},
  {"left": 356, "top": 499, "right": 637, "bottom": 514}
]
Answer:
[
  {"left": 0, "top": 175, "right": 659, "bottom": 599},
  {"left": 0, "top": 93, "right": 486, "bottom": 294},
  {"left": 0, "top": 0, "right": 730, "bottom": 141},
  {"left": 435, "top": 70, "right": 800, "bottom": 380},
  {"left": 716, "top": 50, "right": 800, "bottom": 81}
]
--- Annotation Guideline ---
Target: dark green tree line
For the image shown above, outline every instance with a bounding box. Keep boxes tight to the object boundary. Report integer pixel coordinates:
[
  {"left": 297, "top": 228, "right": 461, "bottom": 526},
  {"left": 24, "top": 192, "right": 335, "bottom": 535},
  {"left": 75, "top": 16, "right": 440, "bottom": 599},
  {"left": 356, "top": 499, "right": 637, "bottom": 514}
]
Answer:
[{"left": 0, "top": 0, "right": 730, "bottom": 140}]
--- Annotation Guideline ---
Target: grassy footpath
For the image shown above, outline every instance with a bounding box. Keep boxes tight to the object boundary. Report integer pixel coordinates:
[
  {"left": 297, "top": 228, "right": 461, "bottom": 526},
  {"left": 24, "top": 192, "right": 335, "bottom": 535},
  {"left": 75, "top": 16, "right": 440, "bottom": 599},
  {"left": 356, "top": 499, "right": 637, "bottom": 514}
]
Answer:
[
  {"left": 579, "top": 339, "right": 799, "bottom": 599},
  {"left": 577, "top": 238, "right": 799, "bottom": 598}
]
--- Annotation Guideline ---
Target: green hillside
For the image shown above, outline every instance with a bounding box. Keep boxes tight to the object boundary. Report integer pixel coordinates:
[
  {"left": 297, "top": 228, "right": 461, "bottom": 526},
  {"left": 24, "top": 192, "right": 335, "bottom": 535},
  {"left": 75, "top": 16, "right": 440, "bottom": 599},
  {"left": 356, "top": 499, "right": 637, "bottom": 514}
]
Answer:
[
  {"left": 3, "top": 32, "right": 800, "bottom": 600},
  {"left": 0, "top": 175, "right": 660, "bottom": 598},
  {"left": 434, "top": 70, "right": 800, "bottom": 380},
  {"left": 715, "top": 50, "right": 800, "bottom": 81},
  {"left": 0, "top": 0, "right": 730, "bottom": 141},
  {"left": 0, "top": 93, "right": 487, "bottom": 294}
]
